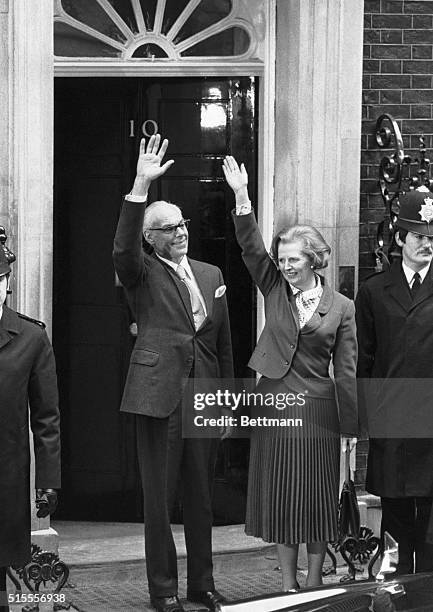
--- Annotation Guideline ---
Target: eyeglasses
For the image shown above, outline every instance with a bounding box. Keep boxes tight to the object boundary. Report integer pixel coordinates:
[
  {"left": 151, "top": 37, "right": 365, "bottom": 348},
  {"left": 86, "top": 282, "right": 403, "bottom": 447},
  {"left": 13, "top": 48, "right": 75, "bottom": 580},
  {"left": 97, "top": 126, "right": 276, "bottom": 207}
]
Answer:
[{"left": 149, "top": 219, "right": 190, "bottom": 235}]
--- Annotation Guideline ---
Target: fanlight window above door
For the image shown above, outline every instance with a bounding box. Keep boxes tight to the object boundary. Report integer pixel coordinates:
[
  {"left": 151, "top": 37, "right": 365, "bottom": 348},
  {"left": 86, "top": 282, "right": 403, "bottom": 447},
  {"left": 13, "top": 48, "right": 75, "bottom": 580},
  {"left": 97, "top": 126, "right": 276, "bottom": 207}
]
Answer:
[{"left": 54, "top": 0, "right": 259, "bottom": 60}]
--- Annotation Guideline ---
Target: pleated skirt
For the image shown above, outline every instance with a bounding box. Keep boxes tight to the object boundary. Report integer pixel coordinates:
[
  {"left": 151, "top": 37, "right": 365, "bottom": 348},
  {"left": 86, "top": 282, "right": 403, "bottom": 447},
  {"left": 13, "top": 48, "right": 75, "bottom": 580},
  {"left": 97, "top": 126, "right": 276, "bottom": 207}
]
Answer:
[{"left": 245, "top": 377, "right": 340, "bottom": 545}]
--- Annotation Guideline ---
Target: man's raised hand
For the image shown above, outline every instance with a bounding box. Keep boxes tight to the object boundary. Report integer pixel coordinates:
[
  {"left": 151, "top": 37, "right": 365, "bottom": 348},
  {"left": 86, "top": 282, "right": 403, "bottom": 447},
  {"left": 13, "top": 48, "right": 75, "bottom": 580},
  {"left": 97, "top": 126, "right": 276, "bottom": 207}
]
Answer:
[{"left": 131, "top": 134, "right": 174, "bottom": 196}]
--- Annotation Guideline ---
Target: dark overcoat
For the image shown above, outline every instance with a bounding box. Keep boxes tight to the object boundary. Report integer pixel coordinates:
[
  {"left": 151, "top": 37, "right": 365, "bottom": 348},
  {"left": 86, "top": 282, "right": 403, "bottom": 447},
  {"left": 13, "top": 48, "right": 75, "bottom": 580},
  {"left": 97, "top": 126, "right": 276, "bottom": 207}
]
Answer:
[
  {"left": 113, "top": 199, "right": 234, "bottom": 418},
  {"left": 0, "top": 306, "right": 61, "bottom": 566},
  {"left": 355, "top": 261, "right": 433, "bottom": 497}
]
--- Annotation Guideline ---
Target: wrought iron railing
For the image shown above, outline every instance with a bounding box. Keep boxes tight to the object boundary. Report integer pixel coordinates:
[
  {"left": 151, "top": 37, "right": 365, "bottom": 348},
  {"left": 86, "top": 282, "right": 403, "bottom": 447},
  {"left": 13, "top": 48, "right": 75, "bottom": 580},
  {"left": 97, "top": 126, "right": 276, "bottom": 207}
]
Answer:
[{"left": 375, "top": 113, "right": 433, "bottom": 270}]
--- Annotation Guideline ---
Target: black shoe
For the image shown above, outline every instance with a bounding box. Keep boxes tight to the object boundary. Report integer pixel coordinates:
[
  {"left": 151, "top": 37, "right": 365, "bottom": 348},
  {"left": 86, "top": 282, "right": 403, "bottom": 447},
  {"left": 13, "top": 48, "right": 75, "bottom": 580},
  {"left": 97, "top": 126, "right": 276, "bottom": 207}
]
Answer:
[
  {"left": 150, "top": 595, "right": 185, "bottom": 612},
  {"left": 186, "top": 589, "right": 227, "bottom": 611}
]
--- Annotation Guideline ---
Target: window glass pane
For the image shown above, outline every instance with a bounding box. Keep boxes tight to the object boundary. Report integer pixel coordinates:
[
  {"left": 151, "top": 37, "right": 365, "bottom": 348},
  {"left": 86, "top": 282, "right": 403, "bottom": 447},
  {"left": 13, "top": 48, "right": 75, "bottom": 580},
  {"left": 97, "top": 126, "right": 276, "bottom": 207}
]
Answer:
[
  {"left": 107, "top": 0, "right": 139, "bottom": 34},
  {"left": 139, "top": 0, "right": 158, "bottom": 31},
  {"left": 61, "top": 0, "right": 127, "bottom": 43},
  {"left": 181, "top": 27, "right": 249, "bottom": 57},
  {"left": 174, "top": 0, "right": 231, "bottom": 44},
  {"left": 132, "top": 44, "right": 168, "bottom": 58},
  {"left": 54, "top": 22, "right": 122, "bottom": 57},
  {"left": 161, "top": 0, "right": 191, "bottom": 35},
  {"left": 54, "top": 0, "right": 254, "bottom": 60}
]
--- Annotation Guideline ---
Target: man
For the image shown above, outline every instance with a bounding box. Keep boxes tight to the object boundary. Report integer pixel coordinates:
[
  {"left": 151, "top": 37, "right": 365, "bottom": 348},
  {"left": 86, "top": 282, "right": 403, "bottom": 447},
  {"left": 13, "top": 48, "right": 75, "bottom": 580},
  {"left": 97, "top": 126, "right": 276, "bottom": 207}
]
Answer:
[
  {"left": 0, "top": 233, "right": 60, "bottom": 611},
  {"left": 356, "top": 188, "right": 433, "bottom": 574},
  {"left": 113, "top": 135, "right": 233, "bottom": 612}
]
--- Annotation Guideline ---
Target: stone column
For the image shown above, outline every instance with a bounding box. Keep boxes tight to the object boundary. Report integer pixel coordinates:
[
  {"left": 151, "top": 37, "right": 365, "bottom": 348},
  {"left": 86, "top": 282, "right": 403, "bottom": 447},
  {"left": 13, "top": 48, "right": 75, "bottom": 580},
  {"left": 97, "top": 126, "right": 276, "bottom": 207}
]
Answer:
[
  {"left": 11, "top": 0, "right": 54, "bottom": 328},
  {"left": 0, "top": 1, "right": 11, "bottom": 234},
  {"left": 274, "top": 0, "right": 364, "bottom": 293},
  {"left": 10, "top": 0, "right": 58, "bottom": 549}
]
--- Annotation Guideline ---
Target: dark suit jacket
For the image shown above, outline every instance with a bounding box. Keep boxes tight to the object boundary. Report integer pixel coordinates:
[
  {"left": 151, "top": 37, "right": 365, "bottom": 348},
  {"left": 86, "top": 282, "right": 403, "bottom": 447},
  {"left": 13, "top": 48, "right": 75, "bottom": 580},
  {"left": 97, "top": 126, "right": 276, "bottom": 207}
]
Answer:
[
  {"left": 0, "top": 306, "right": 60, "bottom": 566},
  {"left": 356, "top": 261, "right": 433, "bottom": 497},
  {"left": 113, "top": 199, "right": 233, "bottom": 418},
  {"left": 233, "top": 211, "right": 358, "bottom": 436}
]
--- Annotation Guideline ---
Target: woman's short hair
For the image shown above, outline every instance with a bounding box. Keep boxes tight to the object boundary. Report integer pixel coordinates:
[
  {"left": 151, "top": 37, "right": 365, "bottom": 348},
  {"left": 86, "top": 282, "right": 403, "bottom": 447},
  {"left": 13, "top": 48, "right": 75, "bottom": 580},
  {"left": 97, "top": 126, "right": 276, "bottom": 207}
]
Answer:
[{"left": 270, "top": 225, "right": 331, "bottom": 270}]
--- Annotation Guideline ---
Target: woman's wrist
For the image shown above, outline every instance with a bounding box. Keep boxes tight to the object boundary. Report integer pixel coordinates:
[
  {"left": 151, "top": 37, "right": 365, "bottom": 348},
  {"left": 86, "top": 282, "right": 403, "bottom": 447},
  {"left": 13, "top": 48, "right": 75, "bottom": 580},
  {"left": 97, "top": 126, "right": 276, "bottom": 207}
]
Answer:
[
  {"left": 234, "top": 185, "right": 249, "bottom": 201},
  {"left": 234, "top": 186, "right": 251, "bottom": 216}
]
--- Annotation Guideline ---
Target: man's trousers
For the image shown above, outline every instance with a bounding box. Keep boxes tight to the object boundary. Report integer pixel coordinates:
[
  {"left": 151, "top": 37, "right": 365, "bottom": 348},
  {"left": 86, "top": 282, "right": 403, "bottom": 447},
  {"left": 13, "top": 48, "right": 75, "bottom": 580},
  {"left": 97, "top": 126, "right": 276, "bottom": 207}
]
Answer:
[
  {"left": 136, "top": 405, "right": 218, "bottom": 598},
  {"left": 381, "top": 496, "right": 433, "bottom": 574}
]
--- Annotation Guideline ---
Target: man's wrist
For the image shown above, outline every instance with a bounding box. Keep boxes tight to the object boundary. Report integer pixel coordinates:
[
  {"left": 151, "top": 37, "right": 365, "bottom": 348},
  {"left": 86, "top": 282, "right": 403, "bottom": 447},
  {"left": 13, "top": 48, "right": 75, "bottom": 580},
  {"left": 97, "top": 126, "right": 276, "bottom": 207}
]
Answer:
[
  {"left": 129, "top": 176, "right": 151, "bottom": 199},
  {"left": 125, "top": 192, "right": 148, "bottom": 203}
]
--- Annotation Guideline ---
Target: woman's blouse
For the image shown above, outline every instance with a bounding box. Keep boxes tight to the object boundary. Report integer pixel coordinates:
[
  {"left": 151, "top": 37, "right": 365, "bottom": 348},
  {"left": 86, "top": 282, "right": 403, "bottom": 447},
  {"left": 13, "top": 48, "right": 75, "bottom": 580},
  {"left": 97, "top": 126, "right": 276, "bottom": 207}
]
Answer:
[{"left": 289, "top": 276, "right": 323, "bottom": 328}]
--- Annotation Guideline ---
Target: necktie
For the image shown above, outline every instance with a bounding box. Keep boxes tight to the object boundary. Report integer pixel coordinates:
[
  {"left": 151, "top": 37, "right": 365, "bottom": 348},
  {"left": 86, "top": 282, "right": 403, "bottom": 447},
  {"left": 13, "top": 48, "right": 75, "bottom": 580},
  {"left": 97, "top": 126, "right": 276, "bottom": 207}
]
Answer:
[
  {"left": 411, "top": 272, "right": 421, "bottom": 299},
  {"left": 176, "top": 264, "right": 206, "bottom": 330}
]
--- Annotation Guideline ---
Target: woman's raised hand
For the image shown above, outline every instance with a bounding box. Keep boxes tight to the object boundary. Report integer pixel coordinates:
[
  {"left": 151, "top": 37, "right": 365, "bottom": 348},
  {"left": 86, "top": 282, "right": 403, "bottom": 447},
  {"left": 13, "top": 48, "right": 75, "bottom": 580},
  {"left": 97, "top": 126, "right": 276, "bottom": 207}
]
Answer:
[{"left": 222, "top": 156, "right": 248, "bottom": 194}]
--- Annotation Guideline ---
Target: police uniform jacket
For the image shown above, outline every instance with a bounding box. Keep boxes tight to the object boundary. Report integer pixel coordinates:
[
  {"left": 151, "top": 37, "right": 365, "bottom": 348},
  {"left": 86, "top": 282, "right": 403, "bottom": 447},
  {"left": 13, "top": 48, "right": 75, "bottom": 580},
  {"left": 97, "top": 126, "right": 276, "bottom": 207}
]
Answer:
[
  {"left": 0, "top": 306, "right": 61, "bottom": 566},
  {"left": 356, "top": 260, "right": 433, "bottom": 497},
  {"left": 233, "top": 211, "right": 358, "bottom": 436},
  {"left": 113, "top": 199, "right": 234, "bottom": 417}
]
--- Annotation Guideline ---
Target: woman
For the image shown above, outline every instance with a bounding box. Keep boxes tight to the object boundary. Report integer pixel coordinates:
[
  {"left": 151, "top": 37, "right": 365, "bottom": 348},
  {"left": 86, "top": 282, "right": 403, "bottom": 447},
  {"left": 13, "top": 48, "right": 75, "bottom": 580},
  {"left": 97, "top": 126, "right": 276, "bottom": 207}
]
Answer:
[{"left": 223, "top": 157, "right": 358, "bottom": 590}]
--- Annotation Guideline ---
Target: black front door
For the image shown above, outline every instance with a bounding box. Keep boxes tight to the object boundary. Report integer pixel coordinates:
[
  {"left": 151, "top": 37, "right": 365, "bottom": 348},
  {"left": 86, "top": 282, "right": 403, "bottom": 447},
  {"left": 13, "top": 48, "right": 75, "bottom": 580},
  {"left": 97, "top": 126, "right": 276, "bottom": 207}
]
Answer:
[{"left": 53, "top": 76, "right": 257, "bottom": 522}]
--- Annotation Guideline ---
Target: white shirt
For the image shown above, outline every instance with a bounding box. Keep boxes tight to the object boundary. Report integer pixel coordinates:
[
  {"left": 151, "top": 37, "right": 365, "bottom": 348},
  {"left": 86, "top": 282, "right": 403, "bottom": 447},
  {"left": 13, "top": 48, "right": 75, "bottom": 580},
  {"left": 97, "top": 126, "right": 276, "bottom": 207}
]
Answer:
[
  {"left": 402, "top": 261, "right": 430, "bottom": 288},
  {"left": 156, "top": 253, "right": 207, "bottom": 316}
]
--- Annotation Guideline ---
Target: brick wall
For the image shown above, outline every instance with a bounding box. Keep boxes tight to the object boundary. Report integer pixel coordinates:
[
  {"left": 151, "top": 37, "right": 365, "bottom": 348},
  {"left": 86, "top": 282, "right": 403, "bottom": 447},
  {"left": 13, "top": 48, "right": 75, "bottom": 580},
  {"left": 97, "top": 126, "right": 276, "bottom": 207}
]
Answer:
[
  {"left": 357, "top": 0, "right": 433, "bottom": 491},
  {"left": 360, "top": 0, "right": 433, "bottom": 281}
]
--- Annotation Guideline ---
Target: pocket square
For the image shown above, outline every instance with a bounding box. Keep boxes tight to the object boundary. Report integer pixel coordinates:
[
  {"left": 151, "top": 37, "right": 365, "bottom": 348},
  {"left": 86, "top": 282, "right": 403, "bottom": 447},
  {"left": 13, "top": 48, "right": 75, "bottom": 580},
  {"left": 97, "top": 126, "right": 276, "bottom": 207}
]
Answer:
[{"left": 214, "top": 284, "right": 226, "bottom": 298}]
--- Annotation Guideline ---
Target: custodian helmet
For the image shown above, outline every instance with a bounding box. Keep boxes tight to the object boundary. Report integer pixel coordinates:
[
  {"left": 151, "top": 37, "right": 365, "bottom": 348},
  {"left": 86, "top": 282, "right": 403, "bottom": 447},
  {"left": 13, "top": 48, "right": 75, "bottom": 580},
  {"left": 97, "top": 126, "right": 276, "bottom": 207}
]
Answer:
[{"left": 396, "top": 189, "right": 433, "bottom": 237}]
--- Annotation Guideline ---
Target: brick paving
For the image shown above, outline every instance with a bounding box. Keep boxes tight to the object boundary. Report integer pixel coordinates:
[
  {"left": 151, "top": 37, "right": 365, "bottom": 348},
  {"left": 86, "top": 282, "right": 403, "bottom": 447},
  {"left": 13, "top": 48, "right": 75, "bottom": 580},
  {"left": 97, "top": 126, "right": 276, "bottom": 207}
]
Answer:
[{"left": 60, "top": 548, "right": 359, "bottom": 612}]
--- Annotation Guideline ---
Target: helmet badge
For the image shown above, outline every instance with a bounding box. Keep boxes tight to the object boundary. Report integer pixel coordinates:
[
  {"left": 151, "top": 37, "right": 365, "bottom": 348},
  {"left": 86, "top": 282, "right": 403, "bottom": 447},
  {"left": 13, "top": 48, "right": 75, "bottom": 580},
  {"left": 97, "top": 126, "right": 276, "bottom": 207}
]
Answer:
[{"left": 419, "top": 197, "right": 433, "bottom": 223}]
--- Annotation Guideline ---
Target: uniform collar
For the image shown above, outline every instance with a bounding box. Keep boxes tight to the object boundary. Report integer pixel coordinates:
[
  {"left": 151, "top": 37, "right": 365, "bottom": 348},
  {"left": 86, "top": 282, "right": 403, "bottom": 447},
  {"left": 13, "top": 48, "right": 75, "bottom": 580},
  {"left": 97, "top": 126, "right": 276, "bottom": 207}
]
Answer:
[
  {"left": 384, "top": 260, "right": 433, "bottom": 311},
  {"left": 0, "top": 305, "right": 20, "bottom": 333},
  {"left": 402, "top": 260, "right": 430, "bottom": 284}
]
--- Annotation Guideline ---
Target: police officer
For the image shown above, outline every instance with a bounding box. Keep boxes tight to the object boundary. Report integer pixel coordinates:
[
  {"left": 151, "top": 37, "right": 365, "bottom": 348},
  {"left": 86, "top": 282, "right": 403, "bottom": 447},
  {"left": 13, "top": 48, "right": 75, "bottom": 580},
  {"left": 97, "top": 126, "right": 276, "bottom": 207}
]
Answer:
[
  {"left": 0, "top": 233, "right": 61, "bottom": 610},
  {"left": 356, "top": 188, "right": 433, "bottom": 574}
]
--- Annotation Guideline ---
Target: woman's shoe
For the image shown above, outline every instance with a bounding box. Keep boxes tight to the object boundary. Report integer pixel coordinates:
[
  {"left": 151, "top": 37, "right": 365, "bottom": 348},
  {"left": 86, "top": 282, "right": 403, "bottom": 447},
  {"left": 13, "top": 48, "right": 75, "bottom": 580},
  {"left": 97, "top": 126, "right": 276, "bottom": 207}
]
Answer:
[{"left": 284, "top": 581, "right": 300, "bottom": 593}]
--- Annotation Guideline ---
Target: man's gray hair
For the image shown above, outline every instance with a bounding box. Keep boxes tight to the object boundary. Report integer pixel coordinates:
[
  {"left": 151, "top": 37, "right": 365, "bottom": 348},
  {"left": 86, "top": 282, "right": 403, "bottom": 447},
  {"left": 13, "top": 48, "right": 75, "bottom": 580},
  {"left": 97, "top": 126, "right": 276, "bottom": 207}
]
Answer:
[{"left": 143, "top": 201, "right": 182, "bottom": 230}]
